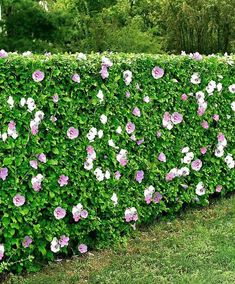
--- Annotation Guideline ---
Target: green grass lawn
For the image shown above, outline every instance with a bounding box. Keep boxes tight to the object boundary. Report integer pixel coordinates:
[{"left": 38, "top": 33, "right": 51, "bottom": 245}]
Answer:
[{"left": 5, "top": 194, "right": 235, "bottom": 284}]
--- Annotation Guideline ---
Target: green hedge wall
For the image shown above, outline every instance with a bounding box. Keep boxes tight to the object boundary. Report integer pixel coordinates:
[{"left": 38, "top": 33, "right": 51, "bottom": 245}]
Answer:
[{"left": 0, "top": 51, "right": 234, "bottom": 273}]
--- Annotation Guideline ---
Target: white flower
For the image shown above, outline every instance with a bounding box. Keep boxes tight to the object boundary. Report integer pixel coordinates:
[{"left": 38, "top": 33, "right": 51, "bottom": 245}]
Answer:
[
  {"left": 77, "top": 53, "right": 87, "bottom": 60},
  {"left": 72, "top": 203, "right": 83, "bottom": 215},
  {"left": 34, "top": 111, "right": 45, "bottom": 122},
  {"left": 7, "top": 96, "right": 14, "bottom": 109},
  {"left": 182, "top": 147, "right": 190, "bottom": 153},
  {"left": 228, "top": 84, "right": 235, "bottom": 94},
  {"left": 225, "top": 154, "right": 233, "bottom": 165},
  {"left": 1, "top": 133, "right": 7, "bottom": 142},
  {"left": 20, "top": 97, "right": 26, "bottom": 107},
  {"left": 102, "top": 57, "right": 113, "bottom": 67},
  {"left": 97, "top": 90, "right": 104, "bottom": 102},
  {"left": 0, "top": 244, "right": 4, "bottom": 255},
  {"left": 98, "top": 130, "right": 104, "bottom": 138},
  {"left": 215, "top": 146, "right": 224, "bottom": 157},
  {"left": 227, "top": 160, "right": 235, "bottom": 169},
  {"left": 111, "top": 193, "right": 118, "bottom": 206},
  {"left": 190, "top": 73, "right": 201, "bottom": 84},
  {"left": 108, "top": 139, "right": 118, "bottom": 149},
  {"left": 217, "top": 83, "right": 222, "bottom": 92},
  {"left": 183, "top": 152, "right": 194, "bottom": 164},
  {"left": 195, "top": 91, "right": 204, "bottom": 100},
  {"left": 196, "top": 182, "right": 205, "bottom": 196},
  {"left": 105, "top": 170, "right": 111, "bottom": 179},
  {"left": 231, "top": 102, "right": 235, "bottom": 111},
  {"left": 100, "top": 114, "right": 107, "bottom": 124},
  {"left": 116, "top": 126, "right": 122, "bottom": 134},
  {"left": 84, "top": 158, "right": 93, "bottom": 170},
  {"left": 94, "top": 168, "right": 104, "bottom": 181},
  {"left": 166, "top": 122, "right": 173, "bottom": 130},
  {"left": 144, "top": 185, "right": 155, "bottom": 198},
  {"left": 123, "top": 70, "right": 132, "bottom": 85},
  {"left": 180, "top": 167, "right": 190, "bottom": 176},
  {"left": 27, "top": 98, "right": 36, "bottom": 112},
  {"left": 143, "top": 96, "right": 150, "bottom": 103},
  {"left": 51, "top": 237, "right": 60, "bottom": 253}
]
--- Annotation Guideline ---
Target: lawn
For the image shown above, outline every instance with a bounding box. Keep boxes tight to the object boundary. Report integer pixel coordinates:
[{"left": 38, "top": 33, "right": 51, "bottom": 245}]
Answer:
[{"left": 5, "top": 194, "right": 235, "bottom": 284}]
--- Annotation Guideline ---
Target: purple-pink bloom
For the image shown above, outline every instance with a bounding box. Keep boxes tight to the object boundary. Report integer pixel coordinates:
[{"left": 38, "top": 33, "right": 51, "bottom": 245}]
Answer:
[
  {"left": 213, "top": 114, "right": 219, "bottom": 121},
  {"left": 32, "top": 70, "right": 45, "bottom": 82},
  {"left": 153, "top": 192, "right": 162, "bottom": 204},
  {"left": 78, "top": 244, "right": 87, "bottom": 254},
  {"left": 165, "top": 172, "right": 175, "bottom": 182},
  {"left": 54, "top": 207, "right": 66, "bottom": 220},
  {"left": 72, "top": 73, "right": 80, "bottom": 83},
  {"left": 152, "top": 66, "right": 164, "bottom": 79},
  {"left": 37, "top": 153, "right": 46, "bottom": 163},
  {"left": 58, "top": 175, "right": 69, "bottom": 187},
  {"left": 181, "top": 94, "right": 188, "bottom": 101},
  {"left": 100, "top": 65, "right": 109, "bottom": 79},
  {"left": 13, "top": 194, "right": 25, "bottom": 207},
  {"left": 156, "top": 131, "right": 162, "bottom": 138},
  {"left": 0, "top": 49, "right": 8, "bottom": 58},
  {"left": 171, "top": 112, "right": 183, "bottom": 124},
  {"left": 52, "top": 94, "right": 59, "bottom": 103},
  {"left": 192, "top": 52, "right": 203, "bottom": 61},
  {"left": 201, "top": 120, "right": 209, "bottom": 129},
  {"left": 126, "top": 122, "right": 135, "bottom": 134},
  {"left": 216, "top": 185, "right": 222, "bottom": 193},
  {"left": 29, "top": 160, "right": 38, "bottom": 169},
  {"left": 59, "top": 235, "right": 69, "bottom": 247},
  {"left": 191, "top": 159, "right": 202, "bottom": 171},
  {"left": 135, "top": 170, "right": 144, "bottom": 183},
  {"left": 218, "top": 132, "right": 225, "bottom": 142},
  {"left": 0, "top": 168, "right": 8, "bottom": 181},
  {"left": 32, "top": 181, "right": 41, "bottom": 192},
  {"left": 67, "top": 127, "right": 79, "bottom": 139},
  {"left": 137, "top": 138, "right": 144, "bottom": 145},
  {"left": 158, "top": 152, "right": 166, "bottom": 162},
  {"left": 200, "top": 147, "right": 207, "bottom": 155},
  {"left": 8, "top": 121, "right": 16, "bottom": 131},
  {"left": 126, "top": 91, "right": 131, "bottom": 98},
  {"left": 22, "top": 236, "right": 33, "bottom": 248},
  {"left": 132, "top": 107, "right": 141, "bottom": 117},
  {"left": 31, "top": 124, "right": 39, "bottom": 135},
  {"left": 81, "top": 210, "right": 88, "bottom": 219},
  {"left": 197, "top": 106, "right": 206, "bottom": 116},
  {"left": 115, "top": 171, "right": 121, "bottom": 180}
]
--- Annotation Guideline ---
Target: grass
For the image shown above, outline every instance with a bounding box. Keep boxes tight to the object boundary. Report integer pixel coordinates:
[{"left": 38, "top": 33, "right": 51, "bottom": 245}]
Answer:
[{"left": 4, "top": 194, "right": 235, "bottom": 284}]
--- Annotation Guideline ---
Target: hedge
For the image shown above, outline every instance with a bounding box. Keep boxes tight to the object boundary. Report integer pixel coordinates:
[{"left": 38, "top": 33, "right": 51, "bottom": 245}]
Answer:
[{"left": 0, "top": 51, "right": 234, "bottom": 273}]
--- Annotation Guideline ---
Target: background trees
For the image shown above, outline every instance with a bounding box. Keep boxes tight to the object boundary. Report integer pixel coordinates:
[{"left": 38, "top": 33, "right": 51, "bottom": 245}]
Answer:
[{"left": 0, "top": 0, "right": 234, "bottom": 54}]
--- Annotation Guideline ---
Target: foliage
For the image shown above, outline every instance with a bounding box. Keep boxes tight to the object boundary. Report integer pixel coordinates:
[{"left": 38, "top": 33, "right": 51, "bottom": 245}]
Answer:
[{"left": 0, "top": 52, "right": 234, "bottom": 273}]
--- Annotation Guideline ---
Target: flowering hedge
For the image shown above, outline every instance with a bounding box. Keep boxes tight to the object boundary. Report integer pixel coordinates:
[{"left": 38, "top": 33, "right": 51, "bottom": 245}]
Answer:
[{"left": 0, "top": 51, "right": 234, "bottom": 273}]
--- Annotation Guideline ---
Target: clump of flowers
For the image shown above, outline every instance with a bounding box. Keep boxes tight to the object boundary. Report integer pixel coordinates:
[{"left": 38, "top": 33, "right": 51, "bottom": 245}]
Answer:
[
  {"left": 196, "top": 182, "right": 206, "bottom": 196},
  {"left": 30, "top": 110, "right": 45, "bottom": 135},
  {"left": 84, "top": 145, "right": 96, "bottom": 171},
  {"left": 100, "top": 57, "right": 113, "bottom": 79},
  {"left": 144, "top": 186, "right": 163, "bottom": 204},
  {"left": 51, "top": 235, "right": 69, "bottom": 253},
  {"left": 225, "top": 154, "right": 234, "bottom": 169},
  {"left": 162, "top": 111, "right": 183, "bottom": 130},
  {"left": 116, "top": 149, "right": 128, "bottom": 166},
  {"left": 214, "top": 132, "right": 227, "bottom": 157},
  {"left": 125, "top": 207, "right": 138, "bottom": 222},
  {"left": 31, "top": 174, "right": 44, "bottom": 191},
  {"left": 123, "top": 70, "right": 132, "bottom": 85},
  {"left": 72, "top": 203, "right": 88, "bottom": 222},
  {"left": 165, "top": 167, "right": 190, "bottom": 181}
]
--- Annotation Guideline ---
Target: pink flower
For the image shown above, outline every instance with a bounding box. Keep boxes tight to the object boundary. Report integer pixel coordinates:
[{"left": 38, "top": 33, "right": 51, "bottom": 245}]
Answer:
[
  {"left": 78, "top": 244, "right": 87, "bottom": 254},
  {"left": 22, "top": 236, "right": 32, "bottom": 248},
  {"left": 37, "top": 153, "right": 46, "bottom": 163},
  {"left": 216, "top": 185, "right": 222, "bottom": 193},
  {"left": 158, "top": 152, "right": 166, "bottom": 162},
  {"left": 120, "top": 157, "right": 127, "bottom": 166},
  {"left": 58, "top": 175, "right": 69, "bottom": 187},
  {"left": 197, "top": 106, "right": 206, "bottom": 116},
  {"left": 13, "top": 194, "right": 25, "bottom": 207},
  {"left": 115, "top": 171, "right": 121, "bottom": 180},
  {"left": 137, "top": 138, "right": 144, "bottom": 145},
  {"left": 72, "top": 74, "right": 80, "bottom": 83},
  {"left": 152, "top": 66, "right": 164, "bottom": 79},
  {"left": 8, "top": 121, "right": 16, "bottom": 131},
  {"left": 67, "top": 127, "right": 79, "bottom": 139},
  {"left": 100, "top": 65, "right": 109, "bottom": 79},
  {"left": 54, "top": 207, "right": 66, "bottom": 220},
  {"left": 81, "top": 210, "right": 88, "bottom": 219},
  {"left": 153, "top": 192, "right": 162, "bottom": 204},
  {"left": 32, "top": 70, "right": 44, "bottom": 82},
  {"left": 29, "top": 160, "right": 38, "bottom": 169},
  {"left": 126, "top": 122, "right": 135, "bottom": 134},
  {"left": 191, "top": 159, "right": 202, "bottom": 171},
  {"left": 32, "top": 181, "right": 41, "bottom": 192},
  {"left": 213, "top": 114, "right": 219, "bottom": 121},
  {"left": 135, "top": 170, "right": 144, "bottom": 183},
  {"left": 181, "top": 94, "right": 188, "bottom": 101},
  {"left": 192, "top": 52, "right": 202, "bottom": 61},
  {"left": 126, "top": 92, "right": 131, "bottom": 98},
  {"left": 59, "top": 235, "right": 69, "bottom": 247},
  {"left": 132, "top": 107, "right": 141, "bottom": 117},
  {"left": 201, "top": 120, "right": 209, "bottom": 129},
  {"left": 52, "top": 94, "right": 59, "bottom": 103},
  {"left": 143, "top": 96, "right": 150, "bottom": 103},
  {"left": 0, "top": 49, "right": 8, "bottom": 58},
  {"left": 171, "top": 112, "right": 183, "bottom": 124},
  {"left": 31, "top": 124, "right": 39, "bottom": 135},
  {"left": 156, "top": 131, "right": 161, "bottom": 138},
  {"left": 200, "top": 147, "right": 207, "bottom": 155},
  {"left": 86, "top": 145, "right": 95, "bottom": 155},
  {"left": 165, "top": 172, "right": 175, "bottom": 181},
  {"left": 0, "top": 168, "right": 8, "bottom": 181},
  {"left": 218, "top": 132, "right": 225, "bottom": 142}
]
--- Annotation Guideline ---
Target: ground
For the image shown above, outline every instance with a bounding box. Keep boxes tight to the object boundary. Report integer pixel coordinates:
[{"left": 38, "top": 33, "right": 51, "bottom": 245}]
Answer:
[{"left": 5, "top": 194, "right": 235, "bottom": 284}]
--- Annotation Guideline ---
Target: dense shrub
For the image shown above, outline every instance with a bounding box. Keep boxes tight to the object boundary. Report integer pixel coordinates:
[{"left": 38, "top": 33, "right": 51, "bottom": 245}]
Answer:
[{"left": 0, "top": 51, "right": 234, "bottom": 273}]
